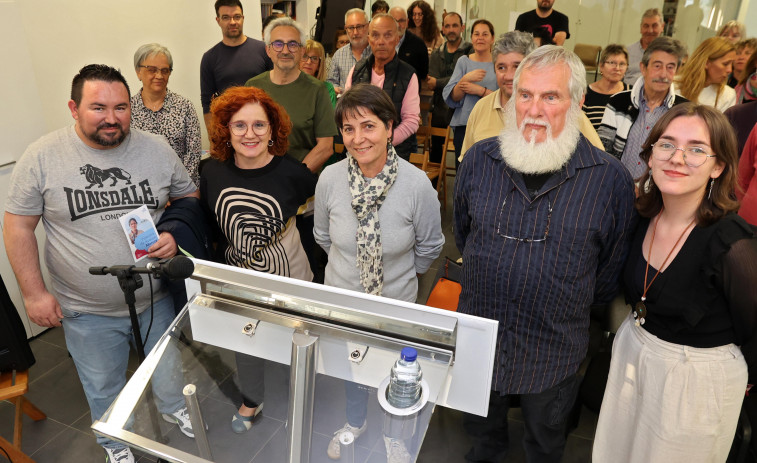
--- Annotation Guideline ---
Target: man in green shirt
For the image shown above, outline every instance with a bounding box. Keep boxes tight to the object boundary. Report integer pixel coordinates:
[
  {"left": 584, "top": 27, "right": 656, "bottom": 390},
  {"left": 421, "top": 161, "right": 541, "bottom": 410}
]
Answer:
[{"left": 246, "top": 17, "right": 337, "bottom": 173}]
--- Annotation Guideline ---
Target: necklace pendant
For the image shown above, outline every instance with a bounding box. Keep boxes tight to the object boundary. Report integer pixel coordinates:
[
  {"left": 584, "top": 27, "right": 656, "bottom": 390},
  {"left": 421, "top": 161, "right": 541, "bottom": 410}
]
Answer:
[{"left": 633, "top": 300, "right": 647, "bottom": 326}]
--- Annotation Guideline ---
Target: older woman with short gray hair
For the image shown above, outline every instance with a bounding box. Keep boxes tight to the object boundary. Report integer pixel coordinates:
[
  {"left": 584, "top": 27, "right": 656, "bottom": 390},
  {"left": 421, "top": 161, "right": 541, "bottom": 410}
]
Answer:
[
  {"left": 460, "top": 31, "right": 535, "bottom": 156},
  {"left": 131, "top": 43, "right": 202, "bottom": 185}
]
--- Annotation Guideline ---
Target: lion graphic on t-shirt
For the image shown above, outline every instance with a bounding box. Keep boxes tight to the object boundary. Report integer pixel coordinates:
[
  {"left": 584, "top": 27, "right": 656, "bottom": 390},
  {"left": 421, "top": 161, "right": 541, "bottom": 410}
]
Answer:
[{"left": 79, "top": 164, "right": 132, "bottom": 189}]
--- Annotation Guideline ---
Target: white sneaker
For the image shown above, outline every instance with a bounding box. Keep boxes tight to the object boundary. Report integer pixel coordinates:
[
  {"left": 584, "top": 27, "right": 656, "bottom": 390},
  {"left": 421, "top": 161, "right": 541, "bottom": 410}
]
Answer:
[
  {"left": 105, "top": 446, "right": 134, "bottom": 463},
  {"left": 327, "top": 421, "right": 367, "bottom": 459},
  {"left": 162, "top": 406, "right": 195, "bottom": 438},
  {"left": 383, "top": 437, "right": 411, "bottom": 463}
]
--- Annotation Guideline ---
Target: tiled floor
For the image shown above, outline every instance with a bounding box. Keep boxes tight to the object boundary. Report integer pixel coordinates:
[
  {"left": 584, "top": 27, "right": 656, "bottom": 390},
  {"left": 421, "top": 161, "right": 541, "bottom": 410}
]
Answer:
[{"left": 0, "top": 175, "right": 599, "bottom": 462}]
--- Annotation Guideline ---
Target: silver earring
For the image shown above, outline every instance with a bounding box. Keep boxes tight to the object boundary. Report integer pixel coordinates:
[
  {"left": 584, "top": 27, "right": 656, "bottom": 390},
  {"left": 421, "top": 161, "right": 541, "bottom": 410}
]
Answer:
[
  {"left": 708, "top": 178, "right": 714, "bottom": 200},
  {"left": 226, "top": 141, "right": 231, "bottom": 147},
  {"left": 268, "top": 139, "right": 273, "bottom": 147},
  {"left": 643, "top": 173, "right": 653, "bottom": 194}
]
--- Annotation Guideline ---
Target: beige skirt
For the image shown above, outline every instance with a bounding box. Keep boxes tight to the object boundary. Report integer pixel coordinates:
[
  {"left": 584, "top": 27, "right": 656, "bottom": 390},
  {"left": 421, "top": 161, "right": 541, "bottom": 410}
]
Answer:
[{"left": 592, "top": 314, "right": 748, "bottom": 463}]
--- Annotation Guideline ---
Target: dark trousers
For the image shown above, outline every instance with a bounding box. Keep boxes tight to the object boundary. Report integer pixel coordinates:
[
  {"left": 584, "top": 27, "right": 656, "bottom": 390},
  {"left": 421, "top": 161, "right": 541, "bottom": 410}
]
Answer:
[
  {"left": 463, "top": 374, "right": 580, "bottom": 463},
  {"left": 430, "top": 135, "right": 445, "bottom": 164},
  {"left": 236, "top": 352, "right": 265, "bottom": 409},
  {"left": 453, "top": 126, "right": 467, "bottom": 170}
]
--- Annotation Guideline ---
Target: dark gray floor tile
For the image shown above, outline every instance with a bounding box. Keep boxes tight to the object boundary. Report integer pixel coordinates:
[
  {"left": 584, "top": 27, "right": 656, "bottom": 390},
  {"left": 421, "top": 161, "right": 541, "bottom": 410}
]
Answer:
[
  {"left": 562, "top": 435, "right": 594, "bottom": 463},
  {"left": 570, "top": 406, "right": 599, "bottom": 441},
  {"left": 0, "top": 401, "right": 68, "bottom": 458},
  {"left": 417, "top": 407, "right": 470, "bottom": 462},
  {"left": 28, "top": 335, "right": 71, "bottom": 384},
  {"left": 134, "top": 448, "right": 159, "bottom": 462},
  {"left": 33, "top": 326, "right": 67, "bottom": 349},
  {"left": 31, "top": 427, "right": 106, "bottom": 463},
  {"left": 23, "top": 357, "right": 91, "bottom": 427},
  {"left": 71, "top": 410, "right": 97, "bottom": 435}
]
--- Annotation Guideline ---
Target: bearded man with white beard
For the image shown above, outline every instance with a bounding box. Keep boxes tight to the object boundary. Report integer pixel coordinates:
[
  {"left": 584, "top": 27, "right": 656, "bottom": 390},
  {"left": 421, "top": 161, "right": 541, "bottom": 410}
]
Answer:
[{"left": 453, "top": 46, "right": 636, "bottom": 463}]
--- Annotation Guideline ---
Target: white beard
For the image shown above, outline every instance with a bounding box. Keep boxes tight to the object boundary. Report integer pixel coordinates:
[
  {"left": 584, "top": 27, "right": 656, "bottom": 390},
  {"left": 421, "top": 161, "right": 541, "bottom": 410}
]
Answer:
[{"left": 497, "top": 100, "right": 582, "bottom": 174}]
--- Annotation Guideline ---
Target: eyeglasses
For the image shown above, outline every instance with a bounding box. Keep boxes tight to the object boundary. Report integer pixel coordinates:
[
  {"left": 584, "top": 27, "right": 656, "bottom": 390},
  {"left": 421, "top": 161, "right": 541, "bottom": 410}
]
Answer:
[
  {"left": 651, "top": 141, "right": 716, "bottom": 167},
  {"left": 219, "top": 14, "right": 243, "bottom": 22},
  {"left": 228, "top": 121, "right": 271, "bottom": 136},
  {"left": 270, "top": 40, "right": 302, "bottom": 53},
  {"left": 498, "top": 199, "right": 553, "bottom": 243},
  {"left": 345, "top": 24, "right": 367, "bottom": 33},
  {"left": 604, "top": 61, "right": 628, "bottom": 68},
  {"left": 138, "top": 65, "right": 173, "bottom": 76},
  {"left": 301, "top": 55, "right": 320, "bottom": 63}
]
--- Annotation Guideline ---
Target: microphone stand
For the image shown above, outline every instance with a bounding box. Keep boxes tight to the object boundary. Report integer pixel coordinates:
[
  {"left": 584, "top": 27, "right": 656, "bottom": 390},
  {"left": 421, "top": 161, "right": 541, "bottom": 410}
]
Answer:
[{"left": 108, "top": 267, "right": 170, "bottom": 461}]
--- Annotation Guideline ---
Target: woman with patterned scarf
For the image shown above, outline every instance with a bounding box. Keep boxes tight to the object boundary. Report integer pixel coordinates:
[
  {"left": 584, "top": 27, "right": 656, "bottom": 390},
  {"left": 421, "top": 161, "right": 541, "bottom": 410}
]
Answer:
[
  {"left": 735, "top": 50, "right": 757, "bottom": 104},
  {"left": 314, "top": 83, "right": 444, "bottom": 461}
]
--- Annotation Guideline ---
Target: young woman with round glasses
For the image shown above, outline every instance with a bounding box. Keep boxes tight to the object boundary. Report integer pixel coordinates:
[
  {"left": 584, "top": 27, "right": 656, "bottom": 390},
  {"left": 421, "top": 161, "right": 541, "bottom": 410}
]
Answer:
[{"left": 593, "top": 103, "right": 757, "bottom": 462}]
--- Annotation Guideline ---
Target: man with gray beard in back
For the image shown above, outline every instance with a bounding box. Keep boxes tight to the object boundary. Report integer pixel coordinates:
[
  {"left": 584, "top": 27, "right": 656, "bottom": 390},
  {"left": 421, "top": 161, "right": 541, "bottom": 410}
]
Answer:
[{"left": 453, "top": 46, "right": 636, "bottom": 463}]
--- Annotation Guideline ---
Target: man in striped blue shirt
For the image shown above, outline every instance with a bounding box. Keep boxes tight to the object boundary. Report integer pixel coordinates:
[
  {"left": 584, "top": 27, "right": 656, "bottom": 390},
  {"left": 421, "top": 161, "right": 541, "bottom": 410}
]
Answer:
[{"left": 454, "top": 46, "right": 635, "bottom": 462}]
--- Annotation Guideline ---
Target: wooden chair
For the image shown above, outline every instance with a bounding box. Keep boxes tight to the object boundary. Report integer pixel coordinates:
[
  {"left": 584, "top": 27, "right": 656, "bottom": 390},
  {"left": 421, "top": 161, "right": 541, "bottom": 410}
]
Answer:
[
  {"left": 574, "top": 43, "right": 602, "bottom": 82},
  {"left": 415, "top": 109, "right": 432, "bottom": 153},
  {"left": 409, "top": 123, "right": 452, "bottom": 210},
  {"left": 444, "top": 125, "right": 457, "bottom": 180},
  {"left": 0, "top": 370, "right": 46, "bottom": 463}
]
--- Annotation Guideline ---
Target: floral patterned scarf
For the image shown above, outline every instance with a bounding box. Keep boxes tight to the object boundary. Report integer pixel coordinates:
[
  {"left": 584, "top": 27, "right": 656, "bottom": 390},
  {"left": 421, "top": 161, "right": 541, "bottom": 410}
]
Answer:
[
  {"left": 736, "top": 71, "right": 757, "bottom": 104},
  {"left": 347, "top": 144, "right": 399, "bottom": 296}
]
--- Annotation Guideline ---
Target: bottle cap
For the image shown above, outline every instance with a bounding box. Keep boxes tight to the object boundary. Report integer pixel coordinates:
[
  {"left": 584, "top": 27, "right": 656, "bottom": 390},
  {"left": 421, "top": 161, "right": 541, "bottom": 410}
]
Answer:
[{"left": 400, "top": 346, "right": 417, "bottom": 362}]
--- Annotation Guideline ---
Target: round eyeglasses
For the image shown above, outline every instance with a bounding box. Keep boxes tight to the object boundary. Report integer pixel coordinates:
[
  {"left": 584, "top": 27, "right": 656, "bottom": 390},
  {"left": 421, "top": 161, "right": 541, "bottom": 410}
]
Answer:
[
  {"left": 228, "top": 121, "right": 271, "bottom": 136},
  {"left": 651, "top": 141, "right": 716, "bottom": 167}
]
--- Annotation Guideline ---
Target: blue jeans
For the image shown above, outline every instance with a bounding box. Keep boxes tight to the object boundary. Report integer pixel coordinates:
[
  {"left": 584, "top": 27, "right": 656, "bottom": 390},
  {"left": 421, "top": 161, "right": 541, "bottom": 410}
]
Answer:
[
  {"left": 463, "top": 374, "right": 580, "bottom": 463},
  {"left": 61, "top": 295, "right": 185, "bottom": 449}
]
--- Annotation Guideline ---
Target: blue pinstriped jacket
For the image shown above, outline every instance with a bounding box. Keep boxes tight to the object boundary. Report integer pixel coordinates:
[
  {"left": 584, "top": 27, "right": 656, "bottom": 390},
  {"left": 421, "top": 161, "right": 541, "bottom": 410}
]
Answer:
[{"left": 454, "top": 134, "right": 637, "bottom": 394}]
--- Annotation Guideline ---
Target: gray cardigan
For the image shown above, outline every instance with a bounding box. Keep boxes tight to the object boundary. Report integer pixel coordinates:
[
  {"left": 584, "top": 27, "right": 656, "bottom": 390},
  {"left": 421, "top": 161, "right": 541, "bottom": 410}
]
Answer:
[{"left": 314, "top": 157, "right": 444, "bottom": 303}]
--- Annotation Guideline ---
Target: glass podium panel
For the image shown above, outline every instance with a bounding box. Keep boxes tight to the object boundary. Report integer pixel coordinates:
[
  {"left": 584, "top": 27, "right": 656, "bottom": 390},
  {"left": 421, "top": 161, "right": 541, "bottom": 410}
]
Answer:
[{"left": 93, "top": 263, "right": 457, "bottom": 463}]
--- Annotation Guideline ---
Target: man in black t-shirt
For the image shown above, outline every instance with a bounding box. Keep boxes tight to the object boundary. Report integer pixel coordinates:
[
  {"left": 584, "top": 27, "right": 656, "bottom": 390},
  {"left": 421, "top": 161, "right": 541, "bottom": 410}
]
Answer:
[
  {"left": 515, "top": 0, "right": 570, "bottom": 46},
  {"left": 200, "top": 0, "right": 272, "bottom": 136}
]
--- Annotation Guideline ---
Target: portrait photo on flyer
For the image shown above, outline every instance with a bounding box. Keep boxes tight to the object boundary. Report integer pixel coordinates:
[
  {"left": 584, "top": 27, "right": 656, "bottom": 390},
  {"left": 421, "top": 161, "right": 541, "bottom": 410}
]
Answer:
[{"left": 119, "top": 205, "right": 159, "bottom": 262}]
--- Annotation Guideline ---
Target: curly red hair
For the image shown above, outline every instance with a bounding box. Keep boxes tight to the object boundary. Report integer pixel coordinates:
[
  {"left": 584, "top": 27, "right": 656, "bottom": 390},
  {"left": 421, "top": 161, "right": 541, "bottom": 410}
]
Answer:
[{"left": 209, "top": 86, "right": 291, "bottom": 161}]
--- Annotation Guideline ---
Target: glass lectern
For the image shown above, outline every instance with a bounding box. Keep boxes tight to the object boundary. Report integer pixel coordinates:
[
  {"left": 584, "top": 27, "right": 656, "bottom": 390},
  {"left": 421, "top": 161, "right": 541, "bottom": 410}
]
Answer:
[{"left": 92, "top": 260, "right": 498, "bottom": 462}]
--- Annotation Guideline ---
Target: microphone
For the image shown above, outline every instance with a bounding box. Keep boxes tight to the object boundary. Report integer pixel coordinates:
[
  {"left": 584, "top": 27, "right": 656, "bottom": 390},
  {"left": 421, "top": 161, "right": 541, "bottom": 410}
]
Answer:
[
  {"left": 89, "top": 256, "right": 195, "bottom": 280},
  {"left": 146, "top": 256, "right": 195, "bottom": 280}
]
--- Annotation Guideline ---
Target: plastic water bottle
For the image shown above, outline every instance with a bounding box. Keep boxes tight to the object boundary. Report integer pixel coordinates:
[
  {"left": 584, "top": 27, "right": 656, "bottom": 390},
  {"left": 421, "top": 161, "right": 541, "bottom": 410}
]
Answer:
[{"left": 387, "top": 347, "right": 423, "bottom": 409}]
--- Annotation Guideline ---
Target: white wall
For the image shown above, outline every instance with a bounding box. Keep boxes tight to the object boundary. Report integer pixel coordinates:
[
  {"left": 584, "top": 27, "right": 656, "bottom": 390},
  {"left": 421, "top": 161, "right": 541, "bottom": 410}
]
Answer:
[
  {"left": 741, "top": 0, "right": 757, "bottom": 37},
  {"left": 3, "top": 0, "right": 272, "bottom": 152}
]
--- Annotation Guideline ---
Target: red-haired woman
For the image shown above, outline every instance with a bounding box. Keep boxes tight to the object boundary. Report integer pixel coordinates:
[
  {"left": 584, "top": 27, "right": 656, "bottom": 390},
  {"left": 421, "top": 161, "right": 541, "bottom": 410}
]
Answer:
[{"left": 202, "top": 86, "right": 317, "bottom": 433}]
